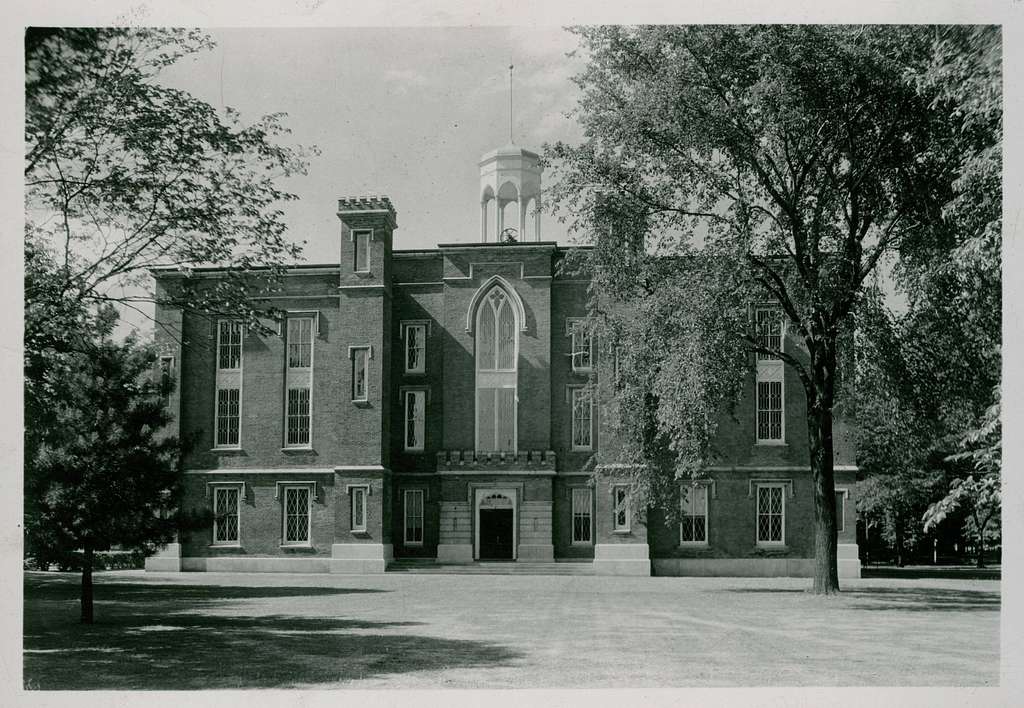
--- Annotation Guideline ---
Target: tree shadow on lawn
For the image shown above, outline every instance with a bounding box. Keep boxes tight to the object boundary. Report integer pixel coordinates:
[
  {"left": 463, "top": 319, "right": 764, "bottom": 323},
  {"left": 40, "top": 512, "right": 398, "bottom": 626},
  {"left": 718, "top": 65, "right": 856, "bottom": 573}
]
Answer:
[
  {"left": 721, "top": 586, "right": 1000, "bottom": 612},
  {"left": 26, "top": 574, "right": 382, "bottom": 603},
  {"left": 25, "top": 576, "right": 524, "bottom": 689}
]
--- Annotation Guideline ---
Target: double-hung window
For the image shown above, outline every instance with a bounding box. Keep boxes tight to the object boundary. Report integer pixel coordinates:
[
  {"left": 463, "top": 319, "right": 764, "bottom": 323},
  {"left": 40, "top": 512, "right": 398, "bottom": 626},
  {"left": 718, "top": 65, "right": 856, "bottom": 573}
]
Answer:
[
  {"left": 282, "top": 485, "right": 311, "bottom": 546},
  {"left": 285, "top": 317, "right": 314, "bottom": 448},
  {"left": 755, "top": 307, "right": 784, "bottom": 444},
  {"left": 571, "top": 487, "right": 593, "bottom": 544},
  {"left": 612, "top": 485, "right": 630, "bottom": 532},
  {"left": 680, "top": 484, "right": 708, "bottom": 545},
  {"left": 571, "top": 387, "right": 594, "bottom": 451},
  {"left": 404, "top": 389, "right": 426, "bottom": 451},
  {"left": 214, "top": 320, "right": 243, "bottom": 448},
  {"left": 353, "top": 230, "right": 371, "bottom": 273},
  {"left": 404, "top": 323, "right": 426, "bottom": 374},
  {"left": 351, "top": 486, "right": 368, "bottom": 532},
  {"left": 212, "top": 485, "right": 241, "bottom": 545},
  {"left": 404, "top": 489, "right": 424, "bottom": 545},
  {"left": 569, "top": 319, "right": 594, "bottom": 373},
  {"left": 756, "top": 483, "right": 786, "bottom": 545}
]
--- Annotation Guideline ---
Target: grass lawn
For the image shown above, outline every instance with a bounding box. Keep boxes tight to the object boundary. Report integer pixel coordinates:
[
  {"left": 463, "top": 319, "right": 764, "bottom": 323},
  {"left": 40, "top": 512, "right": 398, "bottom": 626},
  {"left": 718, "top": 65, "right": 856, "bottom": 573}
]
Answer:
[{"left": 23, "top": 570, "right": 1000, "bottom": 689}]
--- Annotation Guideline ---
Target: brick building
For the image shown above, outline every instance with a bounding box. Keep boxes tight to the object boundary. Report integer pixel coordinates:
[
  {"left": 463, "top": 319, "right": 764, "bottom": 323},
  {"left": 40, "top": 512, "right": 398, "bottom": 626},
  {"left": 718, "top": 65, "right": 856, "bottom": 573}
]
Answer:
[{"left": 146, "top": 142, "right": 861, "bottom": 577}]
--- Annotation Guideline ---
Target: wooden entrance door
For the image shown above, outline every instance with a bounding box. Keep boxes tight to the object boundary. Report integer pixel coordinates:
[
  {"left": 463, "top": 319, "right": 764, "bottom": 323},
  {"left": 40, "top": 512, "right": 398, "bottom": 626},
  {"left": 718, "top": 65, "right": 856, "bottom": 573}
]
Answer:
[{"left": 479, "top": 509, "right": 514, "bottom": 559}]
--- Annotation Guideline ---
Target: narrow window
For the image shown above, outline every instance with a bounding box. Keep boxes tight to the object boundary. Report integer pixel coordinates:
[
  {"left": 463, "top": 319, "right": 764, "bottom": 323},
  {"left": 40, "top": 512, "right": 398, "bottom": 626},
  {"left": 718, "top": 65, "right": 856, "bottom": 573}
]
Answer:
[
  {"left": 404, "top": 390, "right": 425, "bottom": 451},
  {"left": 405, "top": 324, "right": 426, "bottom": 374},
  {"left": 283, "top": 486, "right": 311, "bottom": 545},
  {"left": 214, "top": 320, "right": 243, "bottom": 448},
  {"left": 835, "top": 490, "right": 846, "bottom": 533},
  {"left": 757, "top": 484, "right": 785, "bottom": 544},
  {"left": 571, "top": 322, "right": 593, "bottom": 372},
  {"left": 404, "top": 489, "right": 424, "bottom": 545},
  {"left": 216, "top": 388, "right": 241, "bottom": 447},
  {"left": 352, "top": 347, "right": 369, "bottom": 401},
  {"left": 287, "top": 317, "right": 313, "bottom": 369},
  {"left": 158, "top": 356, "right": 174, "bottom": 404},
  {"left": 680, "top": 485, "right": 708, "bottom": 544},
  {"left": 755, "top": 307, "right": 784, "bottom": 444},
  {"left": 755, "top": 307, "right": 782, "bottom": 359},
  {"left": 217, "top": 320, "right": 243, "bottom": 370},
  {"left": 571, "top": 387, "right": 593, "bottom": 451},
  {"left": 213, "top": 486, "right": 240, "bottom": 544},
  {"left": 756, "top": 381, "right": 783, "bottom": 441},
  {"left": 612, "top": 485, "right": 630, "bottom": 532},
  {"left": 351, "top": 487, "right": 367, "bottom": 532},
  {"left": 571, "top": 487, "right": 592, "bottom": 544},
  {"left": 353, "top": 230, "right": 371, "bottom": 273},
  {"left": 286, "top": 388, "right": 311, "bottom": 446},
  {"left": 285, "top": 316, "right": 314, "bottom": 448}
]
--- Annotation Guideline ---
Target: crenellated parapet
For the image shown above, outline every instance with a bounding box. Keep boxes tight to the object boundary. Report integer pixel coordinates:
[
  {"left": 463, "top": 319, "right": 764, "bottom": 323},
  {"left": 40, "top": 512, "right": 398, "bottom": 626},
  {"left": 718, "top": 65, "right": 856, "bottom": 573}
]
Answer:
[{"left": 436, "top": 449, "right": 557, "bottom": 473}]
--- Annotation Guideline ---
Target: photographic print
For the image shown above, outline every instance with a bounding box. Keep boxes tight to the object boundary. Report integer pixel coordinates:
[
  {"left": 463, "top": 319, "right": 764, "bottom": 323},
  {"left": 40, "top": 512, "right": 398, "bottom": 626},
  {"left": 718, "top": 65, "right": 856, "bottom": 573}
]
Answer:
[{"left": 18, "top": 4, "right": 1008, "bottom": 700}]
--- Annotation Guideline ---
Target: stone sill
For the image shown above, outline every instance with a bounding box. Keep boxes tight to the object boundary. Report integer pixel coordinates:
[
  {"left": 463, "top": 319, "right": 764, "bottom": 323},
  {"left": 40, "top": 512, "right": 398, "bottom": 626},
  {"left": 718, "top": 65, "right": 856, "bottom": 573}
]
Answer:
[
  {"left": 208, "top": 544, "right": 242, "bottom": 549},
  {"left": 210, "top": 447, "right": 244, "bottom": 454},
  {"left": 611, "top": 529, "right": 632, "bottom": 536}
]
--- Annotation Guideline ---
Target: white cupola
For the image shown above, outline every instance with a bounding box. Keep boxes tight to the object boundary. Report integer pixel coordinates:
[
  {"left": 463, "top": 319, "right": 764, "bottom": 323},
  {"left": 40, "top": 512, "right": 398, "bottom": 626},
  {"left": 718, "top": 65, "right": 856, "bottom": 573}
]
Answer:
[
  {"left": 479, "top": 145, "right": 542, "bottom": 242},
  {"left": 478, "top": 63, "right": 542, "bottom": 242}
]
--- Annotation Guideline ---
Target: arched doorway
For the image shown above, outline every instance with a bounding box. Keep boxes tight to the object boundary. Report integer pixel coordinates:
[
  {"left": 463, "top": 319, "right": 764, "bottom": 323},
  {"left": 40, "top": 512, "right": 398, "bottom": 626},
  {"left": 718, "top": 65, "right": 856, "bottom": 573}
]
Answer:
[{"left": 475, "top": 489, "right": 517, "bottom": 560}]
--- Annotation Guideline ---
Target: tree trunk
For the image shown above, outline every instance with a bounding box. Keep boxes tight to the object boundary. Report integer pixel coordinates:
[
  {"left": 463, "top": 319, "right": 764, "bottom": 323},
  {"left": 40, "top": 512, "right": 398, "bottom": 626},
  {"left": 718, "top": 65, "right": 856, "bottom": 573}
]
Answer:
[
  {"left": 975, "top": 515, "right": 987, "bottom": 568},
  {"left": 895, "top": 525, "right": 905, "bottom": 567},
  {"left": 806, "top": 337, "right": 840, "bottom": 594},
  {"left": 80, "top": 545, "right": 94, "bottom": 624}
]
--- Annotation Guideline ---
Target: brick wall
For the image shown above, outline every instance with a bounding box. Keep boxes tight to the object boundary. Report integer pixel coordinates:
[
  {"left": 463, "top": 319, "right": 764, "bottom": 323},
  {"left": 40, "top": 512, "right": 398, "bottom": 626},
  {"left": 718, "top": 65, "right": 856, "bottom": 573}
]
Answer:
[{"left": 180, "top": 472, "right": 336, "bottom": 557}]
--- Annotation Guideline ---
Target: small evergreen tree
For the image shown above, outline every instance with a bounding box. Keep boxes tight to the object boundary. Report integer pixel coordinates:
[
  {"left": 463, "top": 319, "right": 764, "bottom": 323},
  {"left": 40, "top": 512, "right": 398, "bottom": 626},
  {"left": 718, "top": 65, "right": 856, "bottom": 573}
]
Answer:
[{"left": 25, "top": 324, "right": 183, "bottom": 623}]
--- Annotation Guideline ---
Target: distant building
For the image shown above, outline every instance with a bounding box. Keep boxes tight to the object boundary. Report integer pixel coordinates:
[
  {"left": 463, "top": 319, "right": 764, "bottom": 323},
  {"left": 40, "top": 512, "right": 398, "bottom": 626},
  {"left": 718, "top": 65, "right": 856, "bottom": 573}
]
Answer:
[{"left": 146, "top": 141, "right": 861, "bottom": 577}]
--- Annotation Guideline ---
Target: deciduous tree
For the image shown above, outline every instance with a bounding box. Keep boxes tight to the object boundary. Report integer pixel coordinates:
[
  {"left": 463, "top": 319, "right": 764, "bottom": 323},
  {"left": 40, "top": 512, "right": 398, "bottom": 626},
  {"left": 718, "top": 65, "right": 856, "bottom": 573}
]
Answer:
[
  {"left": 25, "top": 27, "right": 316, "bottom": 331},
  {"left": 547, "top": 25, "right": 962, "bottom": 593}
]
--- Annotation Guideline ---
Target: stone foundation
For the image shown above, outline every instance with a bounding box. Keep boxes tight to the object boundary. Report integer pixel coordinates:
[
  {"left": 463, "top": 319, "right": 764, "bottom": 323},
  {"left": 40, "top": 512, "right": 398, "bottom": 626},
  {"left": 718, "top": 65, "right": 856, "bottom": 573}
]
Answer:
[
  {"left": 143, "top": 542, "right": 182, "bottom": 572},
  {"left": 592, "top": 544, "right": 651, "bottom": 576},
  {"left": 653, "top": 544, "right": 862, "bottom": 578},
  {"left": 436, "top": 543, "right": 474, "bottom": 563},
  {"left": 517, "top": 544, "right": 555, "bottom": 561},
  {"left": 328, "top": 543, "right": 392, "bottom": 574}
]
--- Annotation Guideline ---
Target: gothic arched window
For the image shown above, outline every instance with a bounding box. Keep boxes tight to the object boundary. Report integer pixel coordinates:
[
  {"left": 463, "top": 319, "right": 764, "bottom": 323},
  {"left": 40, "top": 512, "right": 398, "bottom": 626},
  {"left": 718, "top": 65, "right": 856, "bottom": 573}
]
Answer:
[{"left": 475, "top": 287, "right": 518, "bottom": 452}]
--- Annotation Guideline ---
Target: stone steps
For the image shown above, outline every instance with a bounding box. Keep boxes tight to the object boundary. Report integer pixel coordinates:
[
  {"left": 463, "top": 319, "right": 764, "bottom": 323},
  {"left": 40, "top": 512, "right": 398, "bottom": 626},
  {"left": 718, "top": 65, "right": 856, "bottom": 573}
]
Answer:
[{"left": 387, "top": 559, "right": 595, "bottom": 575}]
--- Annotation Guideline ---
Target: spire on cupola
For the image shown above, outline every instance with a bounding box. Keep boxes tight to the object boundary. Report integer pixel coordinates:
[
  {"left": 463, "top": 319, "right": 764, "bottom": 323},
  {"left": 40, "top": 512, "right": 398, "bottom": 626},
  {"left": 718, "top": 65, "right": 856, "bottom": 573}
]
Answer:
[{"left": 479, "top": 62, "right": 542, "bottom": 243}]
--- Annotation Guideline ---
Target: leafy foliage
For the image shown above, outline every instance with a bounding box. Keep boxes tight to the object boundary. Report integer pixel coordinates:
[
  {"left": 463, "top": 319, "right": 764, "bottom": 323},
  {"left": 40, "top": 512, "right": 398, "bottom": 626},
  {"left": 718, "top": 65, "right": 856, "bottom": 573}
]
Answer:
[
  {"left": 24, "top": 28, "right": 317, "bottom": 330},
  {"left": 854, "top": 26, "right": 1001, "bottom": 564},
  {"left": 548, "top": 26, "right": 955, "bottom": 590}
]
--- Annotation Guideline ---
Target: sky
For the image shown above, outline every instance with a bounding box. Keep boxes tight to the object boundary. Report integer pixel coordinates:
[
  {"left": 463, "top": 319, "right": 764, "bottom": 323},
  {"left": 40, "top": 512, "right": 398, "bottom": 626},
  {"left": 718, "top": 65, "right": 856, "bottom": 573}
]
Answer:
[{"left": 158, "top": 27, "right": 587, "bottom": 264}]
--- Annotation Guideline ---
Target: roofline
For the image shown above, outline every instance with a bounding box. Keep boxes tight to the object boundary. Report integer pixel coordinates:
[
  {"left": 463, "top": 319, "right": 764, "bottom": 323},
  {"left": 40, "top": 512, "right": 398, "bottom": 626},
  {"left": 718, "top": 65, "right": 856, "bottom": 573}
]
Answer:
[
  {"left": 150, "top": 263, "right": 341, "bottom": 278},
  {"left": 149, "top": 244, "right": 594, "bottom": 277}
]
